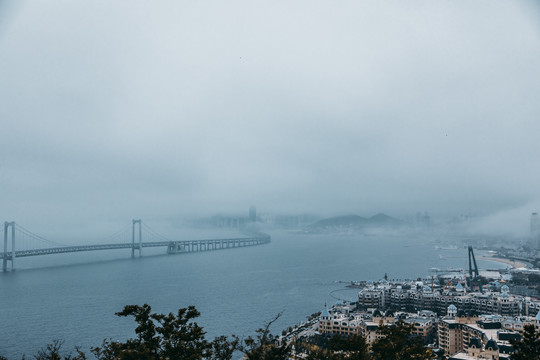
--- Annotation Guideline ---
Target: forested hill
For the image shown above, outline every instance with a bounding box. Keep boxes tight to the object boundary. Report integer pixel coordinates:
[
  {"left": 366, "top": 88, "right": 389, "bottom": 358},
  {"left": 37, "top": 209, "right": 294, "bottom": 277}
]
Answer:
[{"left": 307, "top": 213, "right": 404, "bottom": 232}]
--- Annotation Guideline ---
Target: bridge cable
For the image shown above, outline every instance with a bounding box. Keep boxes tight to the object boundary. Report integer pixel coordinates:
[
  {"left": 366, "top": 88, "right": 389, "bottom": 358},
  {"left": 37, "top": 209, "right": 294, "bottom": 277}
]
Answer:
[
  {"left": 14, "top": 224, "right": 68, "bottom": 247},
  {"left": 98, "top": 224, "right": 132, "bottom": 244},
  {"left": 140, "top": 222, "right": 174, "bottom": 242}
]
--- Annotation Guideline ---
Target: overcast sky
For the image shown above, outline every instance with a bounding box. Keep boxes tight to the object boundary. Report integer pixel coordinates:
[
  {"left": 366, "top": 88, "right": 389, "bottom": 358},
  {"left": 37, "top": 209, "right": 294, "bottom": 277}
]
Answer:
[{"left": 1, "top": 0, "right": 540, "bottom": 232}]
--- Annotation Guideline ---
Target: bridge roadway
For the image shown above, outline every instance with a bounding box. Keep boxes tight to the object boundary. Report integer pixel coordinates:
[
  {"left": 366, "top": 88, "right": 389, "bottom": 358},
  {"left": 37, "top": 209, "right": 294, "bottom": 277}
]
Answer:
[{"left": 0, "top": 234, "right": 271, "bottom": 260}]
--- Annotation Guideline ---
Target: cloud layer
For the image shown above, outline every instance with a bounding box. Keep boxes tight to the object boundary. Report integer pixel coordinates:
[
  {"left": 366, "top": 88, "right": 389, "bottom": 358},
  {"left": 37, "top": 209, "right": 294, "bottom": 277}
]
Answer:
[{"left": 1, "top": 0, "right": 540, "bottom": 229}]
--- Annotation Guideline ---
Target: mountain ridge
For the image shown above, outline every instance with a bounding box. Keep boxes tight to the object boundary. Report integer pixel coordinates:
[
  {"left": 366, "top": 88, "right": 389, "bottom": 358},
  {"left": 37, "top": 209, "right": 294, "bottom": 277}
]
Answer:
[{"left": 308, "top": 213, "right": 404, "bottom": 231}]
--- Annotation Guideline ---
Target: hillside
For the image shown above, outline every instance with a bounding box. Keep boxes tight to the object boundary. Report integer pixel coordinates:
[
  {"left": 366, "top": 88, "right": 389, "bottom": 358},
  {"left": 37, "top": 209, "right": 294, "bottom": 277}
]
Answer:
[{"left": 308, "top": 213, "right": 404, "bottom": 232}]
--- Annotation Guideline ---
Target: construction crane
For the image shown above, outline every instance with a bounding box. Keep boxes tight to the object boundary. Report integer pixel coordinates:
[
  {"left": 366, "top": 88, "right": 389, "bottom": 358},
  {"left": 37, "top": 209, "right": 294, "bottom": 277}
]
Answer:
[{"left": 468, "top": 246, "right": 483, "bottom": 293}]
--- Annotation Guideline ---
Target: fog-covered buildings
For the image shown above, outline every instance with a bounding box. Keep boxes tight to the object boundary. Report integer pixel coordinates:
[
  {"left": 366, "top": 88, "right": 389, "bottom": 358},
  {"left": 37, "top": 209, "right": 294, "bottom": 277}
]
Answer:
[
  {"left": 357, "top": 281, "right": 540, "bottom": 317},
  {"left": 439, "top": 307, "right": 540, "bottom": 359},
  {"left": 316, "top": 296, "right": 540, "bottom": 360},
  {"left": 352, "top": 280, "right": 540, "bottom": 359},
  {"left": 317, "top": 302, "right": 437, "bottom": 345}
]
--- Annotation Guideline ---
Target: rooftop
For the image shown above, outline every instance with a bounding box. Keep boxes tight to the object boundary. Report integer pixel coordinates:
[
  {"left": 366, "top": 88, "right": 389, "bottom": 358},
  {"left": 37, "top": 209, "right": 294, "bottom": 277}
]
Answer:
[{"left": 449, "top": 352, "right": 479, "bottom": 360}]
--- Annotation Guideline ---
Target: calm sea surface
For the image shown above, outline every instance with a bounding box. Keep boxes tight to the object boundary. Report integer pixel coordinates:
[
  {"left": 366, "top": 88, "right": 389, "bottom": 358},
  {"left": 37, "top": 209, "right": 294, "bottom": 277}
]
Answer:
[{"left": 0, "top": 229, "right": 505, "bottom": 358}]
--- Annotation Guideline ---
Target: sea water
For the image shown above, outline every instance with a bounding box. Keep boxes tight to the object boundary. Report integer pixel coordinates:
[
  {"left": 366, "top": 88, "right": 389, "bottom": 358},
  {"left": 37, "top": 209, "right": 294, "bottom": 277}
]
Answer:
[{"left": 0, "top": 229, "right": 505, "bottom": 358}]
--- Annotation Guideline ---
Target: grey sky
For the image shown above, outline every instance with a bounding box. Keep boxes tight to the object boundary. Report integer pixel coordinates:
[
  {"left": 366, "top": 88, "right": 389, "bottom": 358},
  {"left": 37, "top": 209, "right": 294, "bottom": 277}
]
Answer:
[{"left": 1, "top": 0, "right": 540, "bottom": 231}]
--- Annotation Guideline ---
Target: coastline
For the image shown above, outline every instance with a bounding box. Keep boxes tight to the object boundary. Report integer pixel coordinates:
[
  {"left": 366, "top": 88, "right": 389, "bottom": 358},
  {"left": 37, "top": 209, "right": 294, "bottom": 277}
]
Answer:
[{"left": 478, "top": 256, "right": 527, "bottom": 269}]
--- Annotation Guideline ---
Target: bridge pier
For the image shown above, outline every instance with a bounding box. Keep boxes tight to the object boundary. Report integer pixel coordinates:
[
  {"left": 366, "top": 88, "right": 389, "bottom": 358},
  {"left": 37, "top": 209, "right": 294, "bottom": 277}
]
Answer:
[
  {"left": 167, "top": 242, "right": 187, "bottom": 254},
  {"left": 3, "top": 222, "right": 15, "bottom": 271},
  {"left": 131, "top": 219, "right": 142, "bottom": 258}
]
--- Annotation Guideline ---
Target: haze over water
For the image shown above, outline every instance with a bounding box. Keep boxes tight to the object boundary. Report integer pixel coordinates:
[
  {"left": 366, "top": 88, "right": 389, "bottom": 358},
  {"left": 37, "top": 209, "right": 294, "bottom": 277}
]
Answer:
[{"left": 0, "top": 230, "right": 505, "bottom": 359}]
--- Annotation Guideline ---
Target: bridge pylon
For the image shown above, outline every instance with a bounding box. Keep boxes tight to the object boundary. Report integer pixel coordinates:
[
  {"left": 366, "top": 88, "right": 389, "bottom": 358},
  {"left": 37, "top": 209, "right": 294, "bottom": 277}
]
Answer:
[
  {"left": 131, "top": 219, "right": 142, "bottom": 258},
  {"left": 3, "top": 222, "right": 15, "bottom": 271}
]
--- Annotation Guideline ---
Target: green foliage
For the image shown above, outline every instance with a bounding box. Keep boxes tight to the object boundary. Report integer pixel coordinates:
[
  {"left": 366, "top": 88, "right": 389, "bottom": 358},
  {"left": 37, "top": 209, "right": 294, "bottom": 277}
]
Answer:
[
  {"left": 327, "top": 334, "right": 369, "bottom": 359},
  {"left": 33, "top": 340, "right": 87, "bottom": 360},
  {"left": 91, "top": 304, "right": 237, "bottom": 360},
  {"left": 404, "top": 305, "right": 416, "bottom": 313},
  {"left": 25, "top": 304, "right": 289, "bottom": 360},
  {"left": 236, "top": 312, "right": 291, "bottom": 360},
  {"left": 21, "top": 304, "right": 439, "bottom": 360},
  {"left": 370, "top": 320, "right": 434, "bottom": 360},
  {"left": 296, "top": 333, "right": 367, "bottom": 360},
  {"left": 207, "top": 336, "right": 237, "bottom": 360},
  {"left": 509, "top": 324, "right": 540, "bottom": 360},
  {"left": 304, "top": 346, "right": 334, "bottom": 360},
  {"left": 296, "top": 322, "right": 435, "bottom": 360},
  {"left": 306, "top": 312, "right": 321, "bottom": 321}
]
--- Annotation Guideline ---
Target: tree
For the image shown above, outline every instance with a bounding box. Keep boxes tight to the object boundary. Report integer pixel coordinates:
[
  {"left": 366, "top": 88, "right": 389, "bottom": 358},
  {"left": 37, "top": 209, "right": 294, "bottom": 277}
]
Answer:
[
  {"left": 237, "top": 312, "right": 291, "bottom": 360},
  {"left": 32, "top": 340, "right": 87, "bottom": 360},
  {"left": 307, "top": 312, "right": 321, "bottom": 321},
  {"left": 510, "top": 324, "right": 540, "bottom": 360},
  {"left": 371, "top": 320, "right": 434, "bottom": 360},
  {"left": 91, "top": 304, "right": 237, "bottom": 360},
  {"left": 327, "top": 334, "right": 369, "bottom": 360},
  {"left": 404, "top": 304, "right": 416, "bottom": 313},
  {"left": 208, "top": 335, "right": 238, "bottom": 360},
  {"left": 305, "top": 346, "right": 331, "bottom": 360},
  {"left": 294, "top": 333, "right": 368, "bottom": 360}
]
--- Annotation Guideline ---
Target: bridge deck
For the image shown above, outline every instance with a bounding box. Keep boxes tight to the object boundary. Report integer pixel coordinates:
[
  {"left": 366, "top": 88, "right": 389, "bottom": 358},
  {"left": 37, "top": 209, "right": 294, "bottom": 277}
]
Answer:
[{"left": 0, "top": 235, "right": 270, "bottom": 259}]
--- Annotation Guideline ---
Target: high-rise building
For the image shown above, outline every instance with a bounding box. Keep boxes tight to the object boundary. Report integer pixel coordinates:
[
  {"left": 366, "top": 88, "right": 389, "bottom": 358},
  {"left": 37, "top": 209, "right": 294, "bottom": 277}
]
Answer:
[
  {"left": 416, "top": 211, "right": 430, "bottom": 227},
  {"left": 249, "top": 206, "right": 257, "bottom": 222},
  {"left": 531, "top": 212, "right": 539, "bottom": 235},
  {"left": 531, "top": 212, "right": 540, "bottom": 249}
]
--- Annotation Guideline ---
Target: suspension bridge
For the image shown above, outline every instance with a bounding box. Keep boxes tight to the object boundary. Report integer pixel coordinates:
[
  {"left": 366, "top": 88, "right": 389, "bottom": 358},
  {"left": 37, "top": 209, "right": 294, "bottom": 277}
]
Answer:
[{"left": 0, "top": 220, "right": 271, "bottom": 271}]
